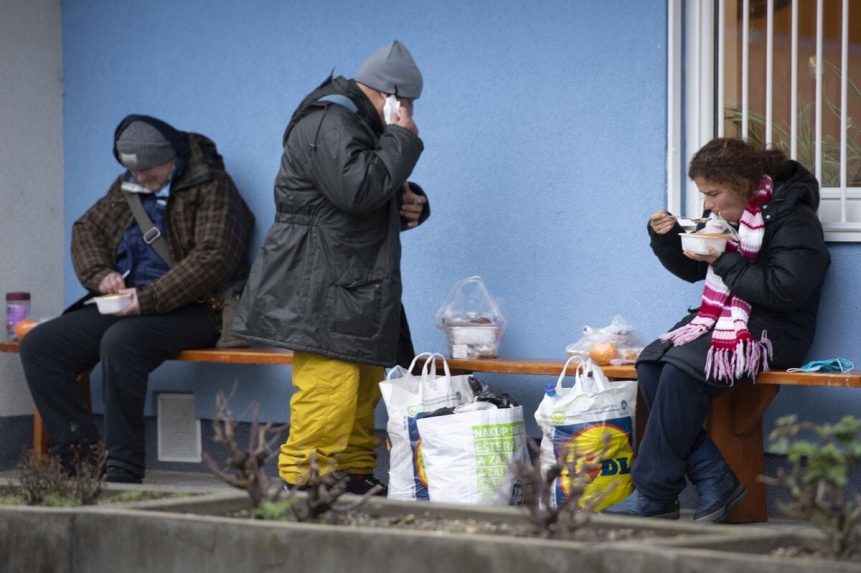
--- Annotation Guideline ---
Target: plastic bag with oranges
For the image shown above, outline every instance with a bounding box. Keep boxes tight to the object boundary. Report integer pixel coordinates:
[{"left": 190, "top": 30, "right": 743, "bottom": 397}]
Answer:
[{"left": 565, "top": 315, "right": 643, "bottom": 366}]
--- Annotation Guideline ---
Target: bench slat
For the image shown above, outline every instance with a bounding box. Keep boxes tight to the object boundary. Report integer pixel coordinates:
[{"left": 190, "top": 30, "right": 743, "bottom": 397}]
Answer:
[
  {"left": 438, "top": 356, "right": 861, "bottom": 388},
  {"left": 3, "top": 342, "right": 860, "bottom": 387},
  {"left": 175, "top": 347, "right": 294, "bottom": 365}
]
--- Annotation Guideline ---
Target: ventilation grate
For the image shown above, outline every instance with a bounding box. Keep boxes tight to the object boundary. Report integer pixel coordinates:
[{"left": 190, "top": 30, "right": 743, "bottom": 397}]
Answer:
[{"left": 157, "top": 393, "right": 202, "bottom": 463}]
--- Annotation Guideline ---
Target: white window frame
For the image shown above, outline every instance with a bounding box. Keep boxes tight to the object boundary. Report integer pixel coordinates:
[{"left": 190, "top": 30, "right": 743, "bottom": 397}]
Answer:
[{"left": 668, "top": 0, "right": 861, "bottom": 242}]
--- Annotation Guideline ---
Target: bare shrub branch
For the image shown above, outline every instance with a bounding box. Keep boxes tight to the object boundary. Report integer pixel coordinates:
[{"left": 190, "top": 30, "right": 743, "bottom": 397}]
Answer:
[
  {"left": 513, "top": 433, "right": 616, "bottom": 538},
  {"left": 203, "top": 385, "right": 287, "bottom": 508}
]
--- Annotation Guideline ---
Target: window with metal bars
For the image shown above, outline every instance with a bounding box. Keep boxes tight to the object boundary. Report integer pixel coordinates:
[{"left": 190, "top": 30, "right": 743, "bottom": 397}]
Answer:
[{"left": 670, "top": 0, "right": 860, "bottom": 241}]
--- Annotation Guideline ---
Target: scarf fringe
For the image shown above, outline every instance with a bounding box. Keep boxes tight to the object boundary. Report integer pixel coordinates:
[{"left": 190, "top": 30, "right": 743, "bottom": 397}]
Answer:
[
  {"left": 659, "top": 322, "right": 709, "bottom": 346},
  {"left": 705, "top": 330, "right": 773, "bottom": 385}
]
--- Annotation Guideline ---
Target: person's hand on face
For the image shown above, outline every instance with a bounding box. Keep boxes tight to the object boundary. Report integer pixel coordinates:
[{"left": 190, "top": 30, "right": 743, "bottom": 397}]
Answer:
[
  {"left": 392, "top": 97, "right": 418, "bottom": 135},
  {"left": 649, "top": 210, "right": 677, "bottom": 235},
  {"left": 400, "top": 183, "right": 425, "bottom": 227}
]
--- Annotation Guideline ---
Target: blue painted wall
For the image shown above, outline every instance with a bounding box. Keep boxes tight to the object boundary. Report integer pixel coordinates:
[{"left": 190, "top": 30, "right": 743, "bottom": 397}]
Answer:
[{"left": 62, "top": 0, "right": 860, "bottom": 435}]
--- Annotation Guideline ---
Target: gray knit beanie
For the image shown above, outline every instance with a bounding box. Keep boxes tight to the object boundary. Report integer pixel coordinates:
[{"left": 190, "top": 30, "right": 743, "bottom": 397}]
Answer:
[
  {"left": 115, "top": 121, "right": 176, "bottom": 170},
  {"left": 354, "top": 40, "right": 423, "bottom": 99}
]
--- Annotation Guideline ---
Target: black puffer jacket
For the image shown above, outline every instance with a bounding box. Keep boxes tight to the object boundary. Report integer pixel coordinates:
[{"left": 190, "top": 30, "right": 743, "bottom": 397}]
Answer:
[
  {"left": 233, "top": 76, "right": 428, "bottom": 366},
  {"left": 638, "top": 161, "right": 831, "bottom": 384}
]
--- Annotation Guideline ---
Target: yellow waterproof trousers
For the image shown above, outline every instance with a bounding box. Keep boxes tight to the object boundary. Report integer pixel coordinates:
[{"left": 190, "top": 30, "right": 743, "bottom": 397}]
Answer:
[{"left": 279, "top": 351, "right": 384, "bottom": 485}]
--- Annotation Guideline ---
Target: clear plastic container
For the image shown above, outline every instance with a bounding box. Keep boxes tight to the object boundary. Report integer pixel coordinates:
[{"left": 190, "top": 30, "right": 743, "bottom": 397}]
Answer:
[{"left": 443, "top": 319, "right": 502, "bottom": 359}]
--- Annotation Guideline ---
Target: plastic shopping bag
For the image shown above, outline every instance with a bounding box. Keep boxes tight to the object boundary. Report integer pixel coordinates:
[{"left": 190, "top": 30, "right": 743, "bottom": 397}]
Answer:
[
  {"left": 417, "top": 402, "right": 528, "bottom": 505},
  {"left": 534, "top": 357, "right": 637, "bottom": 511},
  {"left": 436, "top": 276, "right": 506, "bottom": 359},
  {"left": 565, "top": 315, "right": 643, "bottom": 366},
  {"left": 379, "top": 353, "right": 475, "bottom": 501}
]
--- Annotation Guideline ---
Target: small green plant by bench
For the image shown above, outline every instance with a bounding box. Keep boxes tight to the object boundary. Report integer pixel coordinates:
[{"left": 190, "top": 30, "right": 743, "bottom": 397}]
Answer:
[{"left": 761, "top": 414, "right": 861, "bottom": 559}]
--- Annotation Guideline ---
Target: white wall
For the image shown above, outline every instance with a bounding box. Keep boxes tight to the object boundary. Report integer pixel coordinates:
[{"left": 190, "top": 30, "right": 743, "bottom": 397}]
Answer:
[{"left": 0, "top": 0, "right": 64, "bottom": 416}]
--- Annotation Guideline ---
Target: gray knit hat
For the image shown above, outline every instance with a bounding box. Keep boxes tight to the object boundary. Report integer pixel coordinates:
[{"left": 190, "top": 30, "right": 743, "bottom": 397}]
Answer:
[
  {"left": 354, "top": 40, "right": 423, "bottom": 99},
  {"left": 115, "top": 120, "right": 176, "bottom": 170}
]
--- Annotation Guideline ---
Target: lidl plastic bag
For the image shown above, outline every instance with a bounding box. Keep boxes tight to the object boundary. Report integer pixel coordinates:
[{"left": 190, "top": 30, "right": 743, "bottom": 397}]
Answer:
[
  {"left": 534, "top": 357, "right": 637, "bottom": 511},
  {"left": 380, "top": 353, "right": 474, "bottom": 501},
  {"left": 436, "top": 276, "right": 506, "bottom": 359},
  {"left": 417, "top": 402, "right": 528, "bottom": 505},
  {"left": 565, "top": 315, "right": 643, "bottom": 366}
]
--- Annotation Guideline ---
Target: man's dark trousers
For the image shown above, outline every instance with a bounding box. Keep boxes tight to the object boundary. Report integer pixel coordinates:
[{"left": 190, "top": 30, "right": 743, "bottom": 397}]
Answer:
[{"left": 19, "top": 303, "right": 218, "bottom": 477}]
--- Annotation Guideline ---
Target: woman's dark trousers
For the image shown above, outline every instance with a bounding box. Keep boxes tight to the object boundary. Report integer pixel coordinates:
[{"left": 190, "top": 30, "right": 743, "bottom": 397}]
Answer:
[{"left": 632, "top": 361, "right": 729, "bottom": 503}]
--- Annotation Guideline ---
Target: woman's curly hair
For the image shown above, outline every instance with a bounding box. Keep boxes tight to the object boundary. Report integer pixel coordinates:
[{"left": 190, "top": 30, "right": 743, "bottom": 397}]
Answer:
[{"left": 688, "top": 138, "right": 790, "bottom": 199}]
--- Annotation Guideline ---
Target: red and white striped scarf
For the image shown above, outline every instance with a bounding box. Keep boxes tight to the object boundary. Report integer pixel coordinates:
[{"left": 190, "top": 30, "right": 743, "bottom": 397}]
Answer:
[{"left": 660, "top": 175, "right": 775, "bottom": 384}]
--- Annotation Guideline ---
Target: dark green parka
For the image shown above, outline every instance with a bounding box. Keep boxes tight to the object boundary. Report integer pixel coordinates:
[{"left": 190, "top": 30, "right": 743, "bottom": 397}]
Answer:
[
  {"left": 638, "top": 161, "right": 831, "bottom": 384},
  {"left": 233, "top": 76, "right": 428, "bottom": 366}
]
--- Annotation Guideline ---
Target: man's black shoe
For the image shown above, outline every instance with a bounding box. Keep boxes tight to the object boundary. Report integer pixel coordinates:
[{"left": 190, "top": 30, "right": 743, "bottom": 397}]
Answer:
[
  {"left": 339, "top": 473, "right": 388, "bottom": 496},
  {"left": 105, "top": 466, "right": 143, "bottom": 484}
]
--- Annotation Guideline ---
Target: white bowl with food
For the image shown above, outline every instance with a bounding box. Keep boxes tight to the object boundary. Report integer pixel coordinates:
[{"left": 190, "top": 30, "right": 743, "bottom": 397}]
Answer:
[
  {"left": 679, "top": 232, "right": 733, "bottom": 255},
  {"left": 87, "top": 294, "right": 133, "bottom": 314}
]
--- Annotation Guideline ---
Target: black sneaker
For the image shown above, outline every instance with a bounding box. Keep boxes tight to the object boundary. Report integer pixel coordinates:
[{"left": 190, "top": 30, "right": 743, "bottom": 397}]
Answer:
[
  {"left": 339, "top": 474, "right": 388, "bottom": 496},
  {"left": 693, "top": 476, "right": 747, "bottom": 523},
  {"left": 105, "top": 466, "right": 143, "bottom": 484}
]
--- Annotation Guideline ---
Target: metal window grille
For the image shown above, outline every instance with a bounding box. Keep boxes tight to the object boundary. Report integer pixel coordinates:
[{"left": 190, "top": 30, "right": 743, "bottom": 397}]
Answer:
[{"left": 670, "top": 0, "right": 860, "bottom": 241}]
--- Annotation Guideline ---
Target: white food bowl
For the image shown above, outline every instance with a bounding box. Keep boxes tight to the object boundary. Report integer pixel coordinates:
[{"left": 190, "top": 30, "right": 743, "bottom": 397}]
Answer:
[
  {"left": 88, "top": 294, "right": 133, "bottom": 314},
  {"left": 679, "top": 232, "right": 732, "bottom": 256}
]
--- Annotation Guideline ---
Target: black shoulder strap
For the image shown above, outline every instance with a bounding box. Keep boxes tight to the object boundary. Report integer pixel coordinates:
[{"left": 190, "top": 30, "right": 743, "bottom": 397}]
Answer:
[{"left": 121, "top": 190, "right": 175, "bottom": 267}]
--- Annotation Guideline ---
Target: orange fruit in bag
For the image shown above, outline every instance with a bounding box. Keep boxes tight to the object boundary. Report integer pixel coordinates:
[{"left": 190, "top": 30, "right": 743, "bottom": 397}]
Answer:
[{"left": 589, "top": 341, "right": 618, "bottom": 365}]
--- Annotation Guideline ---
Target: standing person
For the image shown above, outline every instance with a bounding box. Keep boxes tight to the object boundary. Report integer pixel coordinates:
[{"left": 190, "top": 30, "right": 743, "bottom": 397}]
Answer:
[
  {"left": 609, "top": 138, "right": 830, "bottom": 522},
  {"left": 20, "top": 114, "right": 255, "bottom": 483},
  {"left": 233, "top": 40, "right": 430, "bottom": 494}
]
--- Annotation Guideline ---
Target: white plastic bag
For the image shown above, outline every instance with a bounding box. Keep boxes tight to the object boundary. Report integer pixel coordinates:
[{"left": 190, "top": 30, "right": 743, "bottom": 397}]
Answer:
[
  {"left": 379, "top": 353, "right": 475, "bottom": 501},
  {"left": 565, "top": 315, "right": 643, "bottom": 366},
  {"left": 417, "top": 404, "right": 528, "bottom": 505},
  {"left": 534, "top": 358, "right": 637, "bottom": 511},
  {"left": 435, "top": 276, "right": 507, "bottom": 359}
]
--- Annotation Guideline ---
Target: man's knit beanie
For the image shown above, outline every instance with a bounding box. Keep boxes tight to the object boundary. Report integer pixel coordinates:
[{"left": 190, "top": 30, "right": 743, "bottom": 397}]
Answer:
[
  {"left": 354, "top": 40, "right": 423, "bottom": 99},
  {"left": 115, "top": 120, "right": 176, "bottom": 170}
]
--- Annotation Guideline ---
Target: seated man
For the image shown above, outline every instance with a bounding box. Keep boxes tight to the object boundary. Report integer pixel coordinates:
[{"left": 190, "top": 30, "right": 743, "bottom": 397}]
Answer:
[{"left": 19, "top": 114, "right": 255, "bottom": 483}]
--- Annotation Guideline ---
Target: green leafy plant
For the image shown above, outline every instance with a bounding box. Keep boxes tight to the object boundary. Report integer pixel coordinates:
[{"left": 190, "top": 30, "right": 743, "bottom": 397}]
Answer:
[
  {"left": 725, "top": 58, "right": 861, "bottom": 187},
  {"left": 761, "top": 415, "right": 861, "bottom": 559}
]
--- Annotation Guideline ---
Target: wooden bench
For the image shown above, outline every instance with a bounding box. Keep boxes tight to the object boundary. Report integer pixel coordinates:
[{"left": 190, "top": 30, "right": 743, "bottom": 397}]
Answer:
[
  {"left": 437, "top": 357, "right": 861, "bottom": 525},
  {"left": 2, "top": 341, "right": 859, "bottom": 524}
]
